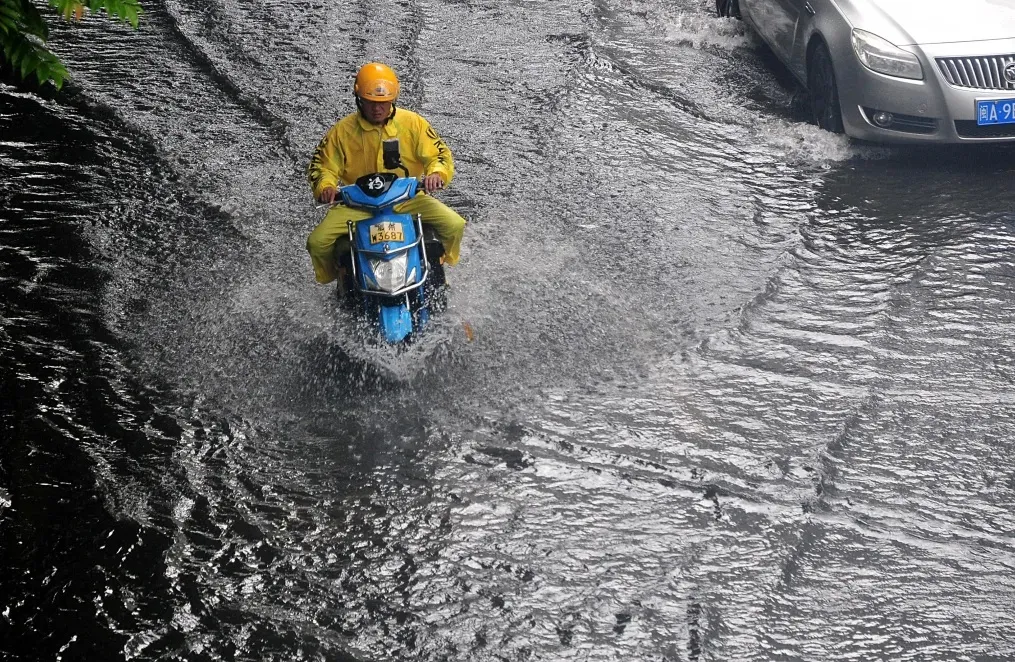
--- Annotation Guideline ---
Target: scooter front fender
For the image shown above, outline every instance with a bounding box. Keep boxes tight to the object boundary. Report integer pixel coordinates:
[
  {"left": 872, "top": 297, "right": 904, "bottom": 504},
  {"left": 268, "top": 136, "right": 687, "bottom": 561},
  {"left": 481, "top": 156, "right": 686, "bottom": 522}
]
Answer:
[{"left": 378, "top": 302, "right": 413, "bottom": 344}]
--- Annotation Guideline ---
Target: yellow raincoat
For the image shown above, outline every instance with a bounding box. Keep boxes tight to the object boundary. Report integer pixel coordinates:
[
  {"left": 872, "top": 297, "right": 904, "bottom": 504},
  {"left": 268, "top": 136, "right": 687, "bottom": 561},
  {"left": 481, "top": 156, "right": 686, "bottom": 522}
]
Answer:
[{"left": 306, "top": 108, "right": 466, "bottom": 284}]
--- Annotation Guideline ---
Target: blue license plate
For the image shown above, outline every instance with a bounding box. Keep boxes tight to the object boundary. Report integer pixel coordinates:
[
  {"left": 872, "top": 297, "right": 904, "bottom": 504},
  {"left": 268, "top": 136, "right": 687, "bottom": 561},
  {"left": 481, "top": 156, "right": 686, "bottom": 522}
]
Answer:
[{"left": 977, "top": 99, "right": 1015, "bottom": 126}]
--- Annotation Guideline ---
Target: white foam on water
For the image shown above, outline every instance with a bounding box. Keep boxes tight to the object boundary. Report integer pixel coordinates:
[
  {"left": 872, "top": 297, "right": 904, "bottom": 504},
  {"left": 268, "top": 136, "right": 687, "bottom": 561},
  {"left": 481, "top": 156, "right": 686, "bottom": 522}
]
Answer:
[
  {"left": 748, "top": 117, "right": 897, "bottom": 164},
  {"left": 665, "top": 10, "right": 755, "bottom": 51}
]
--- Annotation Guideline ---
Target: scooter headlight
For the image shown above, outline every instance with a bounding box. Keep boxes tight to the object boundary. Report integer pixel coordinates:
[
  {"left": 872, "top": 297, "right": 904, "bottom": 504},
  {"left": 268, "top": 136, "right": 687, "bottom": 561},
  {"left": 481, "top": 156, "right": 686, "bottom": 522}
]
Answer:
[
  {"left": 368, "top": 253, "right": 409, "bottom": 293},
  {"left": 851, "top": 29, "right": 923, "bottom": 80}
]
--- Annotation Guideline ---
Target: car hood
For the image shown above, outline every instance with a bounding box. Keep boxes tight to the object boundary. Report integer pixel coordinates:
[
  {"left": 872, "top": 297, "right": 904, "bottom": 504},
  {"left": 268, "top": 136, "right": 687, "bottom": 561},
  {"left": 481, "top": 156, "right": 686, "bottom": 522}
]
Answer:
[{"left": 850, "top": 0, "right": 1015, "bottom": 46}]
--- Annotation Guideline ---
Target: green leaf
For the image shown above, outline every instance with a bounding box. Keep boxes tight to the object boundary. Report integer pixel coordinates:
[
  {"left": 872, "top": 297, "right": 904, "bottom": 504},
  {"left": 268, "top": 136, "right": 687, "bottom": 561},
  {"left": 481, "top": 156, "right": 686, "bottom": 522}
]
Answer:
[
  {"left": 76, "top": 0, "right": 142, "bottom": 25},
  {"left": 19, "top": 2, "right": 48, "bottom": 39},
  {"left": 10, "top": 39, "right": 27, "bottom": 65},
  {"left": 34, "top": 56, "right": 66, "bottom": 88},
  {"left": 0, "top": 29, "right": 53, "bottom": 86},
  {"left": 47, "top": 0, "right": 75, "bottom": 17},
  {"left": 0, "top": 4, "right": 22, "bottom": 22}
]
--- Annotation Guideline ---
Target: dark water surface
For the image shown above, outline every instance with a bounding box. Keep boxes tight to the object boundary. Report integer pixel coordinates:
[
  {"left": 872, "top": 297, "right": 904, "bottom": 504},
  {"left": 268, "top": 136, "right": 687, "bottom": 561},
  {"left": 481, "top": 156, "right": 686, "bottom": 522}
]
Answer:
[{"left": 3, "top": 0, "right": 1015, "bottom": 660}]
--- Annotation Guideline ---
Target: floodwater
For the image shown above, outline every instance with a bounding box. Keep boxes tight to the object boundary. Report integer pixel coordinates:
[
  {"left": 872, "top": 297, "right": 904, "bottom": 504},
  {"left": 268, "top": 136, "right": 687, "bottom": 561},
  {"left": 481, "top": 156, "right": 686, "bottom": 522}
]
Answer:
[{"left": 3, "top": 0, "right": 1015, "bottom": 660}]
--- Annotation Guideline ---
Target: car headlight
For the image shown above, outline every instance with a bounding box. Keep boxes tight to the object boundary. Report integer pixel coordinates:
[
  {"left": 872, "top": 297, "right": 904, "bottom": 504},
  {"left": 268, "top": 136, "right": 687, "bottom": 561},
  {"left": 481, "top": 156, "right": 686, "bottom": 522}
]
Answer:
[
  {"left": 368, "top": 253, "right": 408, "bottom": 293},
  {"left": 851, "top": 29, "right": 923, "bottom": 80}
]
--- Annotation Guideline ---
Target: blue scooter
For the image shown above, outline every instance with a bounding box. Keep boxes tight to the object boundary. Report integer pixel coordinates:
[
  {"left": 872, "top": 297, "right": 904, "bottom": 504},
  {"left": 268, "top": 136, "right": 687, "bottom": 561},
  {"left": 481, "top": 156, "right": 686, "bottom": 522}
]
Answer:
[{"left": 332, "top": 171, "right": 447, "bottom": 344}]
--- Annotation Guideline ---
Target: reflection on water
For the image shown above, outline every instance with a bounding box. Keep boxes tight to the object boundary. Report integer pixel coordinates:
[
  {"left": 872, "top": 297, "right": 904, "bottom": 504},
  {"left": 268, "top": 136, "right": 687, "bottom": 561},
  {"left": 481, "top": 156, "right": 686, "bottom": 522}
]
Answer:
[{"left": 3, "top": 0, "right": 1015, "bottom": 660}]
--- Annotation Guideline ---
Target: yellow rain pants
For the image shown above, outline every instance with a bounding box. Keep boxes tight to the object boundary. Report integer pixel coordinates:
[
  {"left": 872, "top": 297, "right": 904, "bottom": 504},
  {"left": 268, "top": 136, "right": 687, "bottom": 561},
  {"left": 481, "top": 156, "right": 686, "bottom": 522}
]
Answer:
[{"left": 306, "top": 194, "right": 466, "bottom": 284}]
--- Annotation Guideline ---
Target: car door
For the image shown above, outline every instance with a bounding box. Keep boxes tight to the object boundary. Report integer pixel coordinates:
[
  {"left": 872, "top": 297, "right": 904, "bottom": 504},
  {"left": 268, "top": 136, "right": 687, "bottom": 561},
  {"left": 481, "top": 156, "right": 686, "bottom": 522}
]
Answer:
[{"left": 741, "top": 0, "right": 804, "bottom": 64}]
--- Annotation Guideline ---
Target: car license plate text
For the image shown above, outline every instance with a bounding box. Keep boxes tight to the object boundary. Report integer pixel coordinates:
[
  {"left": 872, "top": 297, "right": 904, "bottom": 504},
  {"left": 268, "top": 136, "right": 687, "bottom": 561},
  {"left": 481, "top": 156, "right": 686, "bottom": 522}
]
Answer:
[
  {"left": 977, "top": 99, "right": 1015, "bottom": 126},
  {"left": 369, "top": 222, "right": 404, "bottom": 244}
]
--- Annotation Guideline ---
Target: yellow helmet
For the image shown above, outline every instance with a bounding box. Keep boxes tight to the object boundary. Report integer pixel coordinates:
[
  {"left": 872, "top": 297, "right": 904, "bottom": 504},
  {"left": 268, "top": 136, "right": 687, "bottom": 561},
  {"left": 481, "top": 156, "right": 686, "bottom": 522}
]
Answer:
[{"left": 354, "top": 62, "right": 400, "bottom": 102}]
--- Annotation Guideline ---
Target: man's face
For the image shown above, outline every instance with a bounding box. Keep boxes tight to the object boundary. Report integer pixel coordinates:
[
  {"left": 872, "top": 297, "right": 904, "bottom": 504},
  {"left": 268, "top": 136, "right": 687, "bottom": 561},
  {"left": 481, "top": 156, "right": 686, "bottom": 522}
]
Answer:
[{"left": 360, "top": 98, "right": 393, "bottom": 124}]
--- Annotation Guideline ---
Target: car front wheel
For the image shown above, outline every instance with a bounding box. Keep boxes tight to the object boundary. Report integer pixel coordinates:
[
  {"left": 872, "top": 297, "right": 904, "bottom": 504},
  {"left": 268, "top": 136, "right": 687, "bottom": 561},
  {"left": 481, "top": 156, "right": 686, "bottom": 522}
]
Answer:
[
  {"left": 808, "top": 42, "right": 844, "bottom": 133},
  {"left": 716, "top": 0, "right": 740, "bottom": 19}
]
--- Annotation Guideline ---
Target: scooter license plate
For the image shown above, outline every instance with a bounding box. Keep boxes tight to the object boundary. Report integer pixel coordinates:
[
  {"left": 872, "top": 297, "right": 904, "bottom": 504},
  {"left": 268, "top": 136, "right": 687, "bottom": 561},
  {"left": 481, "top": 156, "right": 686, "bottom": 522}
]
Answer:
[{"left": 369, "top": 222, "right": 404, "bottom": 244}]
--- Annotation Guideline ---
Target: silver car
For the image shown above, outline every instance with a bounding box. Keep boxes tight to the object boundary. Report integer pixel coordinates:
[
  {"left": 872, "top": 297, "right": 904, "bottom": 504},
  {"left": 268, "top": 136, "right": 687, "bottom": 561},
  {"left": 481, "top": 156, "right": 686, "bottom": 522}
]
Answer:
[{"left": 717, "top": 0, "right": 1015, "bottom": 143}]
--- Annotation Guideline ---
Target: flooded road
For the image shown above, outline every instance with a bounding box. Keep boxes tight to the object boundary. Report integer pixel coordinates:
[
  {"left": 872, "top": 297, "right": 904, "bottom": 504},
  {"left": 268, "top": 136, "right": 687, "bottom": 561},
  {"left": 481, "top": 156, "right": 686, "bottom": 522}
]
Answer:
[{"left": 3, "top": 0, "right": 1015, "bottom": 660}]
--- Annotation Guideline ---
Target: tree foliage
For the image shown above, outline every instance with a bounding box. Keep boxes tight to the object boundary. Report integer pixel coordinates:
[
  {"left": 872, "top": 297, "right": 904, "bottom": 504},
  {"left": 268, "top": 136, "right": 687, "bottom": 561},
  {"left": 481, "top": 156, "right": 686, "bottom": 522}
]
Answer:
[{"left": 0, "top": 0, "right": 141, "bottom": 89}]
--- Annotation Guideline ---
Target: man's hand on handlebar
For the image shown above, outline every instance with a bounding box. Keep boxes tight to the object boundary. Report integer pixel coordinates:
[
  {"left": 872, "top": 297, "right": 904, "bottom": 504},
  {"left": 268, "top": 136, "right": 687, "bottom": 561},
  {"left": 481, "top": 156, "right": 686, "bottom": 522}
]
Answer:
[
  {"left": 317, "top": 186, "right": 337, "bottom": 204},
  {"left": 421, "top": 173, "right": 445, "bottom": 194},
  {"left": 318, "top": 176, "right": 442, "bottom": 203}
]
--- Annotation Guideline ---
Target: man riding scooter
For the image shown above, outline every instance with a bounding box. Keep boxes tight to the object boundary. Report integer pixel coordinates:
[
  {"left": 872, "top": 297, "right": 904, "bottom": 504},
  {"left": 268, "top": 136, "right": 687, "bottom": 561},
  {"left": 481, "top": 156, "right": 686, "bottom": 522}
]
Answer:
[{"left": 306, "top": 62, "right": 466, "bottom": 289}]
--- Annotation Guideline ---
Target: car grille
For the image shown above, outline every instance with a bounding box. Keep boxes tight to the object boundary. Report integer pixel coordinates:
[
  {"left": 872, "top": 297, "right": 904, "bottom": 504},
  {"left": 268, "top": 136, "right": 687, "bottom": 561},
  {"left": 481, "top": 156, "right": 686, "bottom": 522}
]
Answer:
[
  {"left": 937, "top": 56, "right": 1015, "bottom": 90},
  {"left": 954, "top": 120, "right": 1015, "bottom": 138}
]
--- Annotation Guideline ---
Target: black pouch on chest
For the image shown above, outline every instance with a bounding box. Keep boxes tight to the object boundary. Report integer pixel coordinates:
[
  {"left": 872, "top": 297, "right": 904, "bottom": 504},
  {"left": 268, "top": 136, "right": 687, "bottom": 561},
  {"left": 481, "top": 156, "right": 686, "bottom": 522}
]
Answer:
[{"left": 383, "top": 139, "right": 406, "bottom": 174}]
